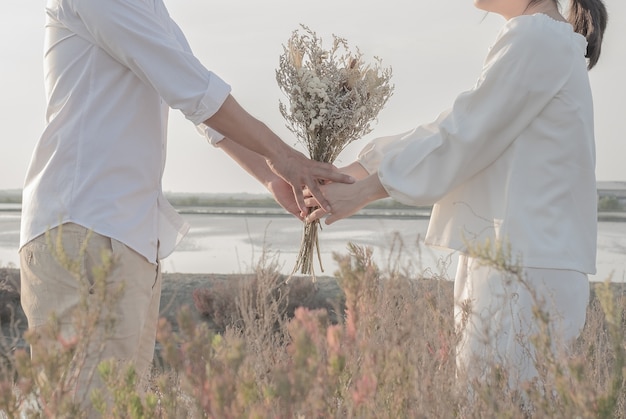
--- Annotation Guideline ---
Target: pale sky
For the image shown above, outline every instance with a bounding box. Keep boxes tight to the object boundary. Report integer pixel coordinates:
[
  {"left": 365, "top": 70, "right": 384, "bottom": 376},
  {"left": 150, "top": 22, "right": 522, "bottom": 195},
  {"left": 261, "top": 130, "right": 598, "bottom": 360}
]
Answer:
[{"left": 1, "top": 1, "right": 624, "bottom": 194}]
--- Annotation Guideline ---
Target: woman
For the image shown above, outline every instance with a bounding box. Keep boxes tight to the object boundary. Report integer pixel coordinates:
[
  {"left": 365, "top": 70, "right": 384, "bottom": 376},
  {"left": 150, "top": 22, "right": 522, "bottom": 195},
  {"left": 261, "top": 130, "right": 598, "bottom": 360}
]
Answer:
[{"left": 307, "top": 0, "right": 608, "bottom": 393}]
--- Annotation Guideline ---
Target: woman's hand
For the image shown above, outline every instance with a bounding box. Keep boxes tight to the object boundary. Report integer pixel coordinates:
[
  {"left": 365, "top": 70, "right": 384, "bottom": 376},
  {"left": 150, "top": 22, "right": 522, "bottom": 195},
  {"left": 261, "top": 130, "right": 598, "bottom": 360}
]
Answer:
[{"left": 305, "top": 172, "right": 389, "bottom": 224}]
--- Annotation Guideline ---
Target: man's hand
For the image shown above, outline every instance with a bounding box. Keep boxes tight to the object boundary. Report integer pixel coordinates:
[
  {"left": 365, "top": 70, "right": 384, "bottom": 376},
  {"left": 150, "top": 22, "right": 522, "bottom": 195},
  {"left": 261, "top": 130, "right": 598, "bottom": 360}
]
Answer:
[
  {"left": 216, "top": 137, "right": 348, "bottom": 220},
  {"left": 266, "top": 176, "right": 304, "bottom": 220}
]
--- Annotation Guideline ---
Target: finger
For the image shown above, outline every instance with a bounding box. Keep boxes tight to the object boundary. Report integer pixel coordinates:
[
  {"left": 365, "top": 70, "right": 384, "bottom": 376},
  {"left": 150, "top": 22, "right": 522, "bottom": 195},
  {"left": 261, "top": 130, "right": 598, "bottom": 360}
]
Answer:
[
  {"left": 325, "top": 213, "right": 339, "bottom": 225},
  {"left": 312, "top": 164, "right": 355, "bottom": 185},
  {"left": 305, "top": 207, "right": 327, "bottom": 223},
  {"left": 306, "top": 180, "right": 332, "bottom": 212},
  {"left": 326, "top": 172, "right": 355, "bottom": 185},
  {"left": 291, "top": 186, "right": 308, "bottom": 217},
  {"left": 304, "top": 196, "right": 320, "bottom": 208},
  {"left": 304, "top": 179, "right": 333, "bottom": 197}
]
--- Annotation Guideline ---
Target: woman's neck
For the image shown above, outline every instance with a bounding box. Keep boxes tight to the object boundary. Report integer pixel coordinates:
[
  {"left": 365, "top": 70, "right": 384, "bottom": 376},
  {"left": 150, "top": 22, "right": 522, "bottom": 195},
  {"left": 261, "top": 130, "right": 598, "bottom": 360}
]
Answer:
[{"left": 523, "top": 1, "right": 566, "bottom": 22}]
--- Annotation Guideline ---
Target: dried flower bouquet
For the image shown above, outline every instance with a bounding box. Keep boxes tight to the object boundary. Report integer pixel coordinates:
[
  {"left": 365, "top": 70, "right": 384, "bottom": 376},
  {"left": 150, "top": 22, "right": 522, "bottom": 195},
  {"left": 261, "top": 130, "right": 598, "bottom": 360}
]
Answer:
[{"left": 276, "top": 25, "right": 393, "bottom": 276}]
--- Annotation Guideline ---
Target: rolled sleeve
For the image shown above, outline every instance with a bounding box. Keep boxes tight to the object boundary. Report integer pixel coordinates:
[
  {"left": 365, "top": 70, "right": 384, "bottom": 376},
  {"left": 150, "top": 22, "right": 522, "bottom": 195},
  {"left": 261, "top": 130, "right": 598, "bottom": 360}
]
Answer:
[
  {"left": 196, "top": 123, "right": 226, "bottom": 146},
  {"left": 62, "top": 0, "right": 231, "bottom": 124},
  {"left": 187, "top": 77, "right": 232, "bottom": 126}
]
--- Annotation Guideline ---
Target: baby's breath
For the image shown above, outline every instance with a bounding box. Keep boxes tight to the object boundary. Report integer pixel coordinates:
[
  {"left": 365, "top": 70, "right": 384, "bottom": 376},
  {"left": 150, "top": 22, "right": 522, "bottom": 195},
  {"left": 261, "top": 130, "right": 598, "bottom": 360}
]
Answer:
[{"left": 276, "top": 25, "right": 394, "bottom": 277}]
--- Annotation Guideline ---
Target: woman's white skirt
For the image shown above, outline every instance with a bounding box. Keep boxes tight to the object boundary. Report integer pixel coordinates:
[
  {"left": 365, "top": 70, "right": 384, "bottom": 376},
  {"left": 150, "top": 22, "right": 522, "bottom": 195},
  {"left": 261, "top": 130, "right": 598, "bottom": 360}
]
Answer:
[{"left": 453, "top": 254, "right": 589, "bottom": 389}]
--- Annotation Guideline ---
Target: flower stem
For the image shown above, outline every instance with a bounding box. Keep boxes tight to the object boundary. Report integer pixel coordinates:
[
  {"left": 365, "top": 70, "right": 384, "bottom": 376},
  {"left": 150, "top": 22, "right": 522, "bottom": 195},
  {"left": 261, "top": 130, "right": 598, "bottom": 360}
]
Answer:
[{"left": 293, "top": 219, "right": 323, "bottom": 279}]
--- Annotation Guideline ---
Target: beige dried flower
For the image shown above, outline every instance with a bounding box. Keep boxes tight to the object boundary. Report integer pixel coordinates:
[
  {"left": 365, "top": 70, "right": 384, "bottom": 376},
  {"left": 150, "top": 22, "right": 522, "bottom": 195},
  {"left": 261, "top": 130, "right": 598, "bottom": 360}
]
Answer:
[{"left": 288, "top": 39, "right": 303, "bottom": 69}]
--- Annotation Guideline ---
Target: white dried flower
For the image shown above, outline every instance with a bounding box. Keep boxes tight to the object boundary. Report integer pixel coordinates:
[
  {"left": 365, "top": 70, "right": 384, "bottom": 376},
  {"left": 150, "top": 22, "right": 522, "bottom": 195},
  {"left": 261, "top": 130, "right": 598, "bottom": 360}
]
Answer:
[{"left": 276, "top": 24, "right": 394, "bottom": 276}]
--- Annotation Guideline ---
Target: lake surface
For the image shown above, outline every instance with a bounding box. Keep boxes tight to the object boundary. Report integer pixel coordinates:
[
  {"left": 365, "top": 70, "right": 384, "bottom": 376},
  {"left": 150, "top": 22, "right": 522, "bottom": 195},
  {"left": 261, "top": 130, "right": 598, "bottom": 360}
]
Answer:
[{"left": 1, "top": 206, "right": 625, "bottom": 282}]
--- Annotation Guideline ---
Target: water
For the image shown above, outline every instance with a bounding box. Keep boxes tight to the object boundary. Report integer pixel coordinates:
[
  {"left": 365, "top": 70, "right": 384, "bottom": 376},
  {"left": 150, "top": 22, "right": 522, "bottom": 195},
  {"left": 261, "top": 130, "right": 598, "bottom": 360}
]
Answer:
[{"left": 1, "top": 206, "right": 625, "bottom": 282}]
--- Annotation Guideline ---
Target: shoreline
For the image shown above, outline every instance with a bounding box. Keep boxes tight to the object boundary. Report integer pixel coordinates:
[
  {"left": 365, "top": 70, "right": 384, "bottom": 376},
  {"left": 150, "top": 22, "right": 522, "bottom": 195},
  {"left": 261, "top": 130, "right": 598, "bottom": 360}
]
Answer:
[
  {"left": 2, "top": 206, "right": 625, "bottom": 222},
  {"left": 178, "top": 208, "right": 626, "bottom": 222}
]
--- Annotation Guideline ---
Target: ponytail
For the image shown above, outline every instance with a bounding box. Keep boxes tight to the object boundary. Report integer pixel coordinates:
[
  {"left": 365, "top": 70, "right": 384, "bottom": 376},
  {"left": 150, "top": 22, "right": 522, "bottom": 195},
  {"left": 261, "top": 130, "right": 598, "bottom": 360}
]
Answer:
[{"left": 567, "top": 0, "right": 608, "bottom": 69}]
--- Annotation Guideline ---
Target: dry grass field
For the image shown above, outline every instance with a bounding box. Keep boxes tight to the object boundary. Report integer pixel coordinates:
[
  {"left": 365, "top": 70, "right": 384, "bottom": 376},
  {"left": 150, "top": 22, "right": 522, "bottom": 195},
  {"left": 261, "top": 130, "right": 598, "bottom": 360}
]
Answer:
[{"left": 0, "top": 244, "right": 624, "bottom": 418}]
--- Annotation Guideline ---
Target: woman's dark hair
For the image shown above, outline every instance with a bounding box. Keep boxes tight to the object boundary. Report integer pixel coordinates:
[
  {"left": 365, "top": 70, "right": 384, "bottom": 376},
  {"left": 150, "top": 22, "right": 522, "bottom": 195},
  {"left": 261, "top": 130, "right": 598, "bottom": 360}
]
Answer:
[
  {"left": 568, "top": 0, "right": 608, "bottom": 69},
  {"left": 530, "top": 0, "right": 608, "bottom": 69}
]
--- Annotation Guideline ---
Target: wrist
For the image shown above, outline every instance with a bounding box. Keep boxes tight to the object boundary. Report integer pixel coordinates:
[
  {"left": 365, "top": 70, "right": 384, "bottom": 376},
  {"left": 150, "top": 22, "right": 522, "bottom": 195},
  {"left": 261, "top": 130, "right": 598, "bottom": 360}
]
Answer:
[
  {"left": 264, "top": 137, "right": 291, "bottom": 164},
  {"left": 341, "top": 162, "right": 370, "bottom": 180},
  {"left": 363, "top": 173, "right": 389, "bottom": 203}
]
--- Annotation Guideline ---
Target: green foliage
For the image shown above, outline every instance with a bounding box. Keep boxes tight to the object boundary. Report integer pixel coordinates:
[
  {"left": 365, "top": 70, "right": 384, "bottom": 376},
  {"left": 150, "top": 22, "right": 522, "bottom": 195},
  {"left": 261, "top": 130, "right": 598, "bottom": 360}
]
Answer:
[
  {"left": 165, "top": 193, "right": 282, "bottom": 209},
  {"left": 598, "top": 195, "right": 623, "bottom": 212},
  {"left": 0, "top": 190, "right": 21, "bottom": 204}
]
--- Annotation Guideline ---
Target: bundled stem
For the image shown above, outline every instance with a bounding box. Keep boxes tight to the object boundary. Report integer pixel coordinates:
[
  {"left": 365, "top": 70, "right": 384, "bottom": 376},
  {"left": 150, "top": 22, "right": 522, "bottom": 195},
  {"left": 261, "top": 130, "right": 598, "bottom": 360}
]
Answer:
[{"left": 293, "top": 218, "right": 323, "bottom": 276}]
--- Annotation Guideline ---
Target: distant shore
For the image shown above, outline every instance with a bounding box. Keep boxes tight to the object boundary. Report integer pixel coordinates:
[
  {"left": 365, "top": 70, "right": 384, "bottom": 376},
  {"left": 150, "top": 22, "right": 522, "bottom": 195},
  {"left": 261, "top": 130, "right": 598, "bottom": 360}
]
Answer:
[
  {"left": 1, "top": 188, "right": 625, "bottom": 220},
  {"left": 1, "top": 203, "right": 624, "bottom": 222}
]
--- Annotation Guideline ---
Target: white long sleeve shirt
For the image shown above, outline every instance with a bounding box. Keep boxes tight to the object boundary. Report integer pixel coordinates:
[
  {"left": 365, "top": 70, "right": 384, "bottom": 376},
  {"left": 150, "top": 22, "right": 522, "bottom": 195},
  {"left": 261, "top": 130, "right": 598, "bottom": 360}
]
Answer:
[
  {"left": 20, "top": 0, "right": 231, "bottom": 263},
  {"left": 358, "top": 14, "right": 597, "bottom": 273}
]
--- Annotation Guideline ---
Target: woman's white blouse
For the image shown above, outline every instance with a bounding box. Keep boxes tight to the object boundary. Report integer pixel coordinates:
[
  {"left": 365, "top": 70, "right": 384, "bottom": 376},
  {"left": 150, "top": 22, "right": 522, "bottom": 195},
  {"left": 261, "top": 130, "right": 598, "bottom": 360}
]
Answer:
[
  {"left": 358, "top": 14, "right": 597, "bottom": 273},
  {"left": 20, "top": 0, "right": 231, "bottom": 263}
]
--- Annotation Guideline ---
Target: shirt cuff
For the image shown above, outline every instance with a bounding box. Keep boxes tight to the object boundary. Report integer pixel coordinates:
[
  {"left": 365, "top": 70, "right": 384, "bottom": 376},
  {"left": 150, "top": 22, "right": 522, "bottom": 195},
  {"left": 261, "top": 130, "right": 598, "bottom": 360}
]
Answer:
[
  {"left": 196, "top": 123, "right": 226, "bottom": 146},
  {"left": 186, "top": 73, "right": 232, "bottom": 126},
  {"left": 356, "top": 144, "right": 382, "bottom": 175}
]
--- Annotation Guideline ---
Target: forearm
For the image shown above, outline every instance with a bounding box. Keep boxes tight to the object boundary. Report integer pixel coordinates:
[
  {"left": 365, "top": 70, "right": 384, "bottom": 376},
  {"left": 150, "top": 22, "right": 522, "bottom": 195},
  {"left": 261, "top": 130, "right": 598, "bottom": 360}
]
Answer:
[
  {"left": 216, "top": 137, "right": 277, "bottom": 187},
  {"left": 218, "top": 137, "right": 305, "bottom": 218},
  {"left": 339, "top": 162, "right": 370, "bottom": 181},
  {"left": 360, "top": 172, "right": 390, "bottom": 203},
  {"left": 204, "top": 95, "right": 289, "bottom": 162}
]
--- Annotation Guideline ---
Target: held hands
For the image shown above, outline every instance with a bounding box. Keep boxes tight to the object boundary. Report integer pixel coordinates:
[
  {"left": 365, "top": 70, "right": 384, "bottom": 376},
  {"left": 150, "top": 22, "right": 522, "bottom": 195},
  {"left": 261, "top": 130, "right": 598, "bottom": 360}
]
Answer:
[
  {"left": 304, "top": 182, "right": 367, "bottom": 225},
  {"left": 305, "top": 170, "right": 389, "bottom": 225},
  {"left": 204, "top": 95, "right": 354, "bottom": 217},
  {"left": 265, "top": 150, "right": 355, "bottom": 218}
]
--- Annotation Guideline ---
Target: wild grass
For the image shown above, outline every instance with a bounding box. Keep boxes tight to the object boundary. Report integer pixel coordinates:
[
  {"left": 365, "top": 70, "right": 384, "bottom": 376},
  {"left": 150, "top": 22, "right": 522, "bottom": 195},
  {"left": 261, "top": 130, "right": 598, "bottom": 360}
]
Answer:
[{"left": 0, "top": 242, "right": 624, "bottom": 418}]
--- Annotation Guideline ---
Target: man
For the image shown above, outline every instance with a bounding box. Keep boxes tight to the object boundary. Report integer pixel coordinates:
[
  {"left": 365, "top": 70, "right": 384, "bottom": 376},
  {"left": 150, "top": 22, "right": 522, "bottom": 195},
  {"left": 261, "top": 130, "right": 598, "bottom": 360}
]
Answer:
[{"left": 19, "top": 0, "right": 351, "bottom": 409}]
